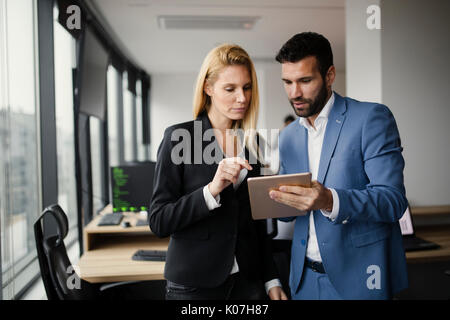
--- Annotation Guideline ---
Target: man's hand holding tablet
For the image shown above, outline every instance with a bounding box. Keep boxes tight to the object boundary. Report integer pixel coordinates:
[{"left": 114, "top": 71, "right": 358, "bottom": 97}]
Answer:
[{"left": 269, "top": 180, "right": 333, "bottom": 212}]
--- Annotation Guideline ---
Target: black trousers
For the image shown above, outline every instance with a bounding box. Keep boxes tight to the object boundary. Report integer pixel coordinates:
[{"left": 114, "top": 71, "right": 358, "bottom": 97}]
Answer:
[{"left": 165, "top": 272, "right": 267, "bottom": 300}]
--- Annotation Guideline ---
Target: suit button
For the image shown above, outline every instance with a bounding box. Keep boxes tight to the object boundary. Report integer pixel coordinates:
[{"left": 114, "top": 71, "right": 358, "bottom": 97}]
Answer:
[{"left": 301, "top": 239, "right": 306, "bottom": 246}]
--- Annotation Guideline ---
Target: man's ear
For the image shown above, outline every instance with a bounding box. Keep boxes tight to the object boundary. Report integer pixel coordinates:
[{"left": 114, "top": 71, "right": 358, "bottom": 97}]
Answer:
[{"left": 326, "top": 66, "right": 336, "bottom": 89}]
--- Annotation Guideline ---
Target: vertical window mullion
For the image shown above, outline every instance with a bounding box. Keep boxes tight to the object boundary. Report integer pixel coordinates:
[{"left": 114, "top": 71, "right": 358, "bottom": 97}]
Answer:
[
  {"left": 38, "top": 0, "right": 58, "bottom": 209},
  {"left": 54, "top": 16, "right": 78, "bottom": 243}
]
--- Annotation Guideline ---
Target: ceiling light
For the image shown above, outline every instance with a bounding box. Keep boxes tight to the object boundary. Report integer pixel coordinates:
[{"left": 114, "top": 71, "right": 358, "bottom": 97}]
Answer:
[{"left": 157, "top": 15, "right": 260, "bottom": 30}]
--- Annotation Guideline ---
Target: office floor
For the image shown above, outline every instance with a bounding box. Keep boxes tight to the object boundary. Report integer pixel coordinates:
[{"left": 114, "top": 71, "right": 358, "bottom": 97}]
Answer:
[{"left": 395, "top": 260, "right": 450, "bottom": 300}]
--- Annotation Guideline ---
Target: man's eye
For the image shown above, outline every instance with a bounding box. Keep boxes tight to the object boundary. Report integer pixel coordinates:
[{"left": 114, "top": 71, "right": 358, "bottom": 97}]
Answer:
[
  {"left": 225, "top": 88, "right": 234, "bottom": 92},
  {"left": 301, "top": 79, "right": 311, "bottom": 83}
]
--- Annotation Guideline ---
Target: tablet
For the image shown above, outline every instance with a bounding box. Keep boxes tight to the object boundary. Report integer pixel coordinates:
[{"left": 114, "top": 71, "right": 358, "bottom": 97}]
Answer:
[{"left": 247, "top": 172, "right": 312, "bottom": 220}]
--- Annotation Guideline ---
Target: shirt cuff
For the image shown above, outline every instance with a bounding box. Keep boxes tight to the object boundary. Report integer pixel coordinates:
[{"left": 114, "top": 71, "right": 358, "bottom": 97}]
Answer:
[
  {"left": 320, "top": 188, "right": 339, "bottom": 221},
  {"left": 203, "top": 185, "right": 221, "bottom": 211},
  {"left": 264, "top": 278, "right": 282, "bottom": 294}
]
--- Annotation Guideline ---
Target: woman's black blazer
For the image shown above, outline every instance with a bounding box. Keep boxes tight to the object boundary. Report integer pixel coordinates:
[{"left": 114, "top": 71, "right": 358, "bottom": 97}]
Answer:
[{"left": 149, "top": 112, "right": 278, "bottom": 288}]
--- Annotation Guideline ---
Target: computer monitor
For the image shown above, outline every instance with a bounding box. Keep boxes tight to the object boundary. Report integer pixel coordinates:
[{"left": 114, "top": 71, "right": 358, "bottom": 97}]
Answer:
[
  {"left": 399, "top": 204, "right": 440, "bottom": 251},
  {"left": 79, "top": 26, "right": 108, "bottom": 120},
  {"left": 110, "top": 162, "right": 156, "bottom": 213}
]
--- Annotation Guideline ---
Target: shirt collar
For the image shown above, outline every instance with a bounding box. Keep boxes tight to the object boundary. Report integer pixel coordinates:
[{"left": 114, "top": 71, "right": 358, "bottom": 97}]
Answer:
[{"left": 299, "top": 92, "right": 335, "bottom": 130}]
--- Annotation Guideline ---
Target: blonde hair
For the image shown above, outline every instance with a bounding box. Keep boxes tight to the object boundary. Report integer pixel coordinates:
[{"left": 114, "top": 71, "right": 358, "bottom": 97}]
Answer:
[{"left": 193, "top": 43, "right": 262, "bottom": 162}]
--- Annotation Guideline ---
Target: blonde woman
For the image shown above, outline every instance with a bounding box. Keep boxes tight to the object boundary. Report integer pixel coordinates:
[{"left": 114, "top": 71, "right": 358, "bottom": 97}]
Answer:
[{"left": 149, "top": 44, "right": 287, "bottom": 300}]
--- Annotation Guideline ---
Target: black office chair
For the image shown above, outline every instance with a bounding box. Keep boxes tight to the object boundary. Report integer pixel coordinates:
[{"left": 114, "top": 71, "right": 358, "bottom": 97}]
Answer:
[
  {"left": 34, "top": 204, "right": 99, "bottom": 300},
  {"left": 34, "top": 204, "right": 166, "bottom": 300}
]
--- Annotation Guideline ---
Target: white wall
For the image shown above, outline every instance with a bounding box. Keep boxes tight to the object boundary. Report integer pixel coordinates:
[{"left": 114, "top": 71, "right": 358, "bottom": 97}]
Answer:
[
  {"left": 254, "top": 62, "right": 289, "bottom": 132},
  {"left": 346, "top": 0, "right": 450, "bottom": 206},
  {"left": 150, "top": 73, "right": 197, "bottom": 160},
  {"left": 346, "top": 0, "right": 382, "bottom": 103},
  {"left": 381, "top": 0, "right": 450, "bottom": 206}
]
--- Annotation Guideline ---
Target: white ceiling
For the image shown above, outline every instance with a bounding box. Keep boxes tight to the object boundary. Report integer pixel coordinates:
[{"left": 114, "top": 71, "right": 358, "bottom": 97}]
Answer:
[{"left": 91, "top": 0, "right": 346, "bottom": 74}]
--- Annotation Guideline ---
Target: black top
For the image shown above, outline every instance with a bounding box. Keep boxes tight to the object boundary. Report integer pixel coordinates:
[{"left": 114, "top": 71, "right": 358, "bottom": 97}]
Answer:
[{"left": 149, "top": 112, "right": 278, "bottom": 288}]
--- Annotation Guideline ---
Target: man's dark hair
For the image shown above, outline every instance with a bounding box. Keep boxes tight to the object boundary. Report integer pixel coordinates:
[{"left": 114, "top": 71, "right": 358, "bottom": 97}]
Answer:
[{"left": 275, "top": 32, "right": 333, "bottom": 78}]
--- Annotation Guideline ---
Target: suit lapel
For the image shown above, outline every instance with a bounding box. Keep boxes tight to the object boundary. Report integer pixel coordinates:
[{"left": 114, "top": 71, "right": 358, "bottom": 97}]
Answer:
[
  {"left": 198, "top": 112, "right": 222, "bottom": 180},
  {"left": 317, "top": 93, "right": 347, "bottom": 184},
  {"left": 314, "top": 94, "right": 347, "bottom": 253}
]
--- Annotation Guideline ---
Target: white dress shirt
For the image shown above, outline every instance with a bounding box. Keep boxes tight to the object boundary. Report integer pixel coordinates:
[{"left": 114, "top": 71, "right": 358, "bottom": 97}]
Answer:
[
  {"left": 202, "top": 152, "right": 281, "bottom": 293},
  {"left": 298, "top": 93, "right": 340, "bottom": 262}
]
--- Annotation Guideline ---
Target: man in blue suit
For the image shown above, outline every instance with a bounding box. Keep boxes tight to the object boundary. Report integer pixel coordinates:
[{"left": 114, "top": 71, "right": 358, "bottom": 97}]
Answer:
[{"left": 268, "top": 32, "right": 408, "bottom": 299}]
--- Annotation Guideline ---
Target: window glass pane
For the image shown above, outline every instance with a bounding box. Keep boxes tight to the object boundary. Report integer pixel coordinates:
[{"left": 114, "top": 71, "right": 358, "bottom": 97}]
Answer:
[
  {"left": 90, "top": 117, "right": 105, "bottom": 214},
  {"left": 54, "top": 18, "right": 78, "bottom": 240},
  {"left": 136, "top": 81, "right": 150, "bottom": 161},
  {"left": 135, "top": 80, "right": 146, "bottom": 161},
  {"left": 107, "top": 66, "right": 120, "bottom": 167},
  {"left": 123, "top": 72, "right": 135, "bottom": 162},
  {"left": 1, "top": 0, "right": 40, "bottom": 299}
]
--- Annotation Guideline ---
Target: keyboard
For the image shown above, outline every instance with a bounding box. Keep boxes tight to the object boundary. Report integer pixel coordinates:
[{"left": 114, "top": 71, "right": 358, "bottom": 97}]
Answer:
[
  {"left": 402, "top": 236, "right": 439, "bottom": 252},
  {"left": 136, "top": 219, "right": 148, "bottom": 227},
  {"left": 132, "top": 250, "right": 166, "bottom": 261},
  {"left": 97, "top": 213, "right": 124, "bottom": 226}
]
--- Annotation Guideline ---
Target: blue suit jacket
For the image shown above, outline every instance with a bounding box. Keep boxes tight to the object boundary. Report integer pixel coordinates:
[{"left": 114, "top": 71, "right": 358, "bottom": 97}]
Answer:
[{"left": 279, "top": 92, "right": 408, "bottom": 299}]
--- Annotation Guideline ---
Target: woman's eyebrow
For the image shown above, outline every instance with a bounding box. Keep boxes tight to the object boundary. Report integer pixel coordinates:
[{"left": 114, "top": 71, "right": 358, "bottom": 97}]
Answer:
[{"left": 222, "top": 82, "right": 251, "bottom": 87}]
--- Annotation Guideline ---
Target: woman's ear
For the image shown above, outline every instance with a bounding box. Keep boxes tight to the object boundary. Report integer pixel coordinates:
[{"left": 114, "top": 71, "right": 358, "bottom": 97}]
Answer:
[{"left": 204, "top": 82, "right": 212, "bottom": 97}]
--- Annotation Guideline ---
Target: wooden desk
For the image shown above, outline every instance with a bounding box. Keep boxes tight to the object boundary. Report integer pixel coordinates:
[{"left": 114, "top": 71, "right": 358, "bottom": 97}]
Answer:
[
  {"left": 410, "top": 205, "right": 450, "bottom": 216},
  {"left": 78, "top": 211, "right": 169, "bottom": 283},
  {"left": 78, "top": 209, "right": 450, "bottom": 283},
  {"left": 405, "top": 225, "right": 450, "bottom": 263},
  {"left": 83, "top": 211, "right": 153, "bottom": 252}
]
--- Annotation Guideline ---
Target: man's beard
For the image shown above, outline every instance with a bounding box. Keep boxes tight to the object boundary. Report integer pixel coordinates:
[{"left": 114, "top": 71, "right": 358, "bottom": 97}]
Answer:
[{"left": 290, "top": 82, "right": 329, "bottom": 118}]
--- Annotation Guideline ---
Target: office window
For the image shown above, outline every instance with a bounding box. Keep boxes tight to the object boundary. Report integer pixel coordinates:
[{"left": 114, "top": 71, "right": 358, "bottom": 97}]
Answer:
[
  {"left": 107, "top": 66, "right": 120, "bottom": 167},
  {"left": 0, "top": 0, "right": 41, "bottom": 299},
  {"left": 90, "top": 117, "right": 106, "bottom": 214},
  {"left": 123, "top": 72, "right": 136, "bottom": 162},
  {"left": 53, "top": 16, "right": 78, "bottom": 243},
  {"left": 135, "top": 80, "right": 150, "bottom": 161}
]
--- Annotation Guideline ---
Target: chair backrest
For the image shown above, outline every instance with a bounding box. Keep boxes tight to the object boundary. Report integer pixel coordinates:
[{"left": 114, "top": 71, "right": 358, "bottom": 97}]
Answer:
[{"left": 34, "top": 204, "right": 97, "bottom": 300}]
